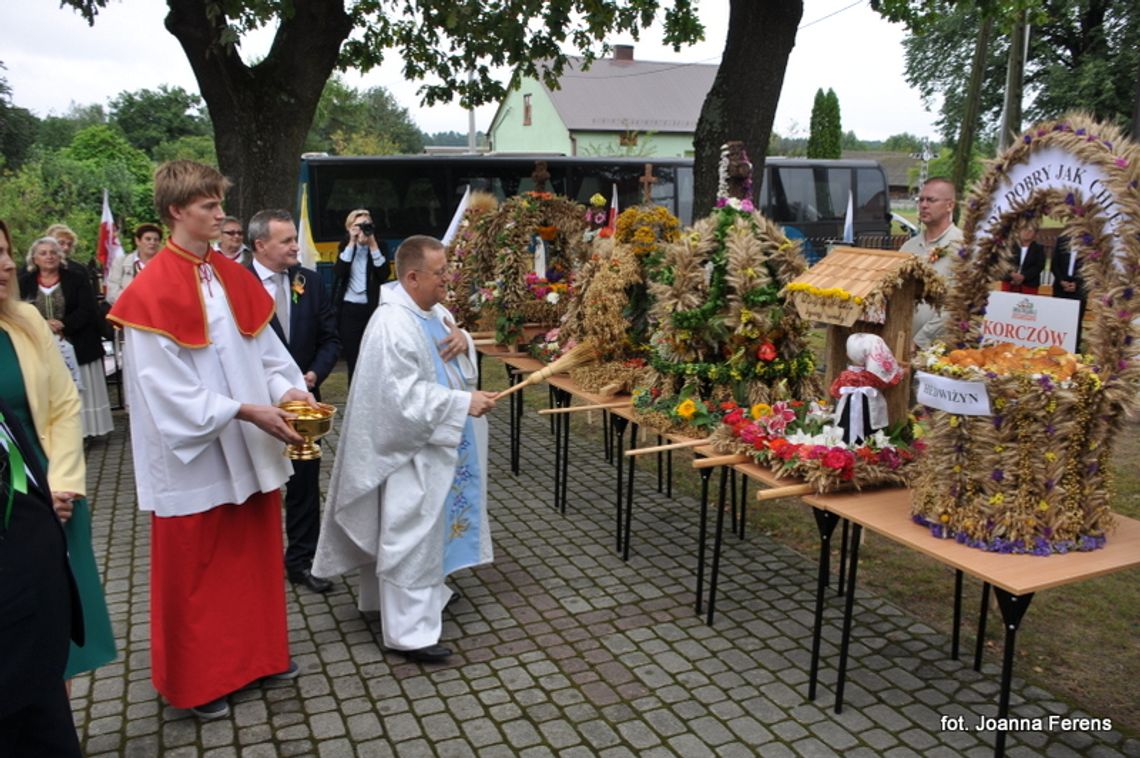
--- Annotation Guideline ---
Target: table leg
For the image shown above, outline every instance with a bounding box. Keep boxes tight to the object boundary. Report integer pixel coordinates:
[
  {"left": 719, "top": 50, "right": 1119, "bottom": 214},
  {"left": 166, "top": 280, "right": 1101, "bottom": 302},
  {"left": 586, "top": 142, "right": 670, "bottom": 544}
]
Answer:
[
  {"left": 974, "top": 582, "right": 992, "bottom": 672},
  {"left": 602, "top": 410, "right": 613, "bottom": 464},
  {"left": 993, "top": 589, "right": 1034, "bottom": 757},
  {"left": 834, "top": 522, "right": 863, "bottom": 714},
  {"left": 552, "top": 388, "right": 569, "bottom": 512},
  {"left": 738, "top": 477, "right": 749, "bottom": 539},
  {"left": 622, "top": 423, "right": 639, "bottom": 561},
  {"left": 666, "top": 450, "right": 673, "bottom": 497},
  {"left": 729, "top": 468, "right": 739, "bottom": 537},
  {"left": 476, "top": 351, "right": 484, "bottom": 390},
  {"left": 706, "top": 464, "right": 730, "bottom": 626},
  {"left": 952, "top": 570, "right": 964, "bottom": 660},
  {"left": 612, "top": 415, "right": 629, "bottom": 554},
  {"left": 837, "top": 519, "right": 850, "bottom": 596},
  {"left": 695, "top": 464, "right": 713, "bottom": 615},
  {"left": 559, "top": 392, "right": 571, "bottom": 515},
  {"left": 808, "top": 509, "right": 840, "bottom": 701},
  {"left": 548, "top": 385, "right": 556, "bottom": 434},
  {"left": 506, "top": 365, "right": 521, "bottom": 475},
  {"left": 656, "top": 434, "right": 664, "bottom": 493}
]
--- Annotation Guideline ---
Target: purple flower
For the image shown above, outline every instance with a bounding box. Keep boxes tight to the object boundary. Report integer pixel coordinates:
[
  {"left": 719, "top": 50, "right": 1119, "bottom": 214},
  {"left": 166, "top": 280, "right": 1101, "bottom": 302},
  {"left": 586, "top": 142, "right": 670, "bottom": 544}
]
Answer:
[
  {"left": 1088, "top": 461, "right": 1100, "bottom": 475},
  {"left": 1036, "top": 128, "right": 1047, "bottom": 137},
  {"left": 1023, "top": 135, "right": 1033, "bottom": 144},
  {"left": 1037, "top": 375, "right": 1055, "bottom": 392},
  {"left": 1081, "top": 233, "right": 1094, "bottom": 245},
  {"left": 1045, "top": 478, "right": 1055, "bottom": 491},
  {"left": 1045, "top": 423, "right": 1056, "bottom": 435},
  {"left": 715, "top": 198, "right": 728, "bottom": 208},
  {"left": 1115, "top": 157, "right": 1129, "bottom": 168},
  {"left": 1066, "top": 193, "right": 1076, "bottom": 206},
  {"left": 1124, "top": 287, "right": 1135, "bottom": 300},
  {"left": 993, "top": 415, "right": 1004, "bottom": 430},
  {"left": 992, "top": 469, "right": 1005, "bottom": 482},
  {"left": 1076, "top": 128, "right": 1087, "bottom": 136}
]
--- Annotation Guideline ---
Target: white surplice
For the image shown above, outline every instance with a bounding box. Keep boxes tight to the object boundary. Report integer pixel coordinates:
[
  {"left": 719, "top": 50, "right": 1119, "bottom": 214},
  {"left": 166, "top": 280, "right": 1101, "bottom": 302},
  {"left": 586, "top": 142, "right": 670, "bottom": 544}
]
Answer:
[
  {"left": 122, "top": 276, "right": 304, "bottom": 517},
  {"left": 312, "top": 282, "right": 493, "bottom": 650}
]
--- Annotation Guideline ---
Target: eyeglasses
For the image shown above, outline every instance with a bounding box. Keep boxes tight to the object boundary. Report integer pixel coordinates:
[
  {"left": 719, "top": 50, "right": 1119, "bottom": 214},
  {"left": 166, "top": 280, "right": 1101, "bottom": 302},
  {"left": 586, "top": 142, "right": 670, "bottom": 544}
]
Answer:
[
  {"left": 221, "top": 230, "right": 243, "bottom": 236},
  {"left": 414, "top": 267, "right": 449, "bottom": 279}
]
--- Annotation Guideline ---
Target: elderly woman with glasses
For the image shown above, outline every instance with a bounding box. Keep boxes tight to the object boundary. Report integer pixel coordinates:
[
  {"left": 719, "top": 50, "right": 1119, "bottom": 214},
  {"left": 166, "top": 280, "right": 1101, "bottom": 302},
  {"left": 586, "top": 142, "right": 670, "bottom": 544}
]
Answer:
[{"left": 18, "top": 237, "right": 114, "bottom": 439}]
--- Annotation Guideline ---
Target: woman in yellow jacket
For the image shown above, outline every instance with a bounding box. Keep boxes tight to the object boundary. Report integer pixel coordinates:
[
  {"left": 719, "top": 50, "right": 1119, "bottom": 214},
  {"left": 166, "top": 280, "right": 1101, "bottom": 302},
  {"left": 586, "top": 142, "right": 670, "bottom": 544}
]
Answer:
[{"left": 0, "top": 220, "right": 116, "bottom": 682}]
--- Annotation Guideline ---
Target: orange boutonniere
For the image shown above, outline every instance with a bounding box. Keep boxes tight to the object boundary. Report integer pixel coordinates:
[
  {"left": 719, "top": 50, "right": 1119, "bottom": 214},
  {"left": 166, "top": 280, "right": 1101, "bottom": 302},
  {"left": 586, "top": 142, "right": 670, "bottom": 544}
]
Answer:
[
  {"left": 291, "top": 274, "right": 305, "bottom": 304},
  {"left": 927, "top": 245, "right": 949, "bottom": 264}
]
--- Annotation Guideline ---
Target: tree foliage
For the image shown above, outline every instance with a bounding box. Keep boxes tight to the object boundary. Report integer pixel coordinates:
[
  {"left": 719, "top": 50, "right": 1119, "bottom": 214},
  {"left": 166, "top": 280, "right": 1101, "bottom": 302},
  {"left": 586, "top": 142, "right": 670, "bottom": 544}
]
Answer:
[
  {"left": 109, "top": 85, "right": 211, "bottom": 157},
  {"left": 806, "top": 88, "right": 842, "bottom": 159},
  {"left": 305, "top": 77, "right": 425, "bottom": 155},
  {"left": 61, "top": 0, "right": 706, "bottom": 219},
  {"left": 885, "top": 0, "right": 1140, "bottom": 142}
]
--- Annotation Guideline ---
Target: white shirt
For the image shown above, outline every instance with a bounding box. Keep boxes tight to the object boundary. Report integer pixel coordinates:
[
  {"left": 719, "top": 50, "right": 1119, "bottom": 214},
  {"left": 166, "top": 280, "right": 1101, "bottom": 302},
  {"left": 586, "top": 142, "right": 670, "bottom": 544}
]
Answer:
[
  {"left": 252, "top": 258, "right": 290, "bottom": 324},
  {"left": 339, "top": 243, "right": 385, "bottom": 304}
]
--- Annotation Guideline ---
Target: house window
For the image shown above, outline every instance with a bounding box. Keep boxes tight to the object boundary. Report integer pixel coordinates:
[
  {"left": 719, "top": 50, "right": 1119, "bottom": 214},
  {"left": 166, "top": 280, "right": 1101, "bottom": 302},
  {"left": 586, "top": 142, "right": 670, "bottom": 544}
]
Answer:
[
  {"left": 619, "top": 130, "right": 638, "bottom": 147},
  {"left": 523, "top": 94, "right": 532, "bottom": 126}
]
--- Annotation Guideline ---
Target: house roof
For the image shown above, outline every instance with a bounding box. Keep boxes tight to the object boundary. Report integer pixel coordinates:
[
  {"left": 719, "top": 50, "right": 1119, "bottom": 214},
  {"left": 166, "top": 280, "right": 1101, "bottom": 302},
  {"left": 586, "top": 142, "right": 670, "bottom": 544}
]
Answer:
[{"left": 539, "top": 56, "right": 718, "bottom": 134}]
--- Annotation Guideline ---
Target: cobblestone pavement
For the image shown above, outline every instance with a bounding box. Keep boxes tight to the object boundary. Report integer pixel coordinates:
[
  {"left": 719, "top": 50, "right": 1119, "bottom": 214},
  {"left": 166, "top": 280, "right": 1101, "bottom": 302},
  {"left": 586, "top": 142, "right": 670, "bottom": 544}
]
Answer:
[{"left": 71, "top": 388, "right": 1140, "bottom": 757}]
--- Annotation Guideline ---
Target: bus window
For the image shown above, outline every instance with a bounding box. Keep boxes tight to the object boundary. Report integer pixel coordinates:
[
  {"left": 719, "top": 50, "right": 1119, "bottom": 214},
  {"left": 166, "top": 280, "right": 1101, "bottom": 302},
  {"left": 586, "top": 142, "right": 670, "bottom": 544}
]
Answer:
[
  {"left": 772, "top": 167, "right": 818, "bottom": 222},
  {"left": 675, "top": 167, "right": 693, "bottom": 225},
  {"left": 821, "top": 167, "right": 850, "bottom": 220},
  {"left": 856, "top": 167, "right": 888, "bottom": 222}
]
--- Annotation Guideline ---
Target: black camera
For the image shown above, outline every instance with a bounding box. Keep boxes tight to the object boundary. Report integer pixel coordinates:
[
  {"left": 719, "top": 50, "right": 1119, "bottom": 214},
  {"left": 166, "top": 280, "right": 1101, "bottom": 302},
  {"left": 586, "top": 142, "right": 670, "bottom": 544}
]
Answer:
[{"left": 358, "top": 222, "right": 374, "bottom": 236}]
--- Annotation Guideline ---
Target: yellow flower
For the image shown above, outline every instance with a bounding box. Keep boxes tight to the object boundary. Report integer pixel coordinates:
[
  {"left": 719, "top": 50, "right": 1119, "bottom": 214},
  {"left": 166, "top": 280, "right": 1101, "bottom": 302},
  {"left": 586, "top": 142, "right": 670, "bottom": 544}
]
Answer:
[
  {"left": 993, "top": 445, "right": 1004, "bottom": 453},
  {"left": 750, "top": 403, "right": 772, "bottom": 419},
  {"left": 988, "top": 493, "right": 1005, "bottom": 505},
  {"left": 1037, "top": 500, "right": 1050, "bottom": 512},
  {"left": 1044, "top": 451, "right": 1057, "bottom": 462},
  {"left": 939, "top": 513, "right": 950, "bottom": 524},
  {"left": 952, "top": 465, "right": 961, "bottom": 473},
  {"left": 949, "top": 416, "right": 960, "bottom": 428},
  {"left": 676, "top": 399, "right": 698, "bottom": 420}
]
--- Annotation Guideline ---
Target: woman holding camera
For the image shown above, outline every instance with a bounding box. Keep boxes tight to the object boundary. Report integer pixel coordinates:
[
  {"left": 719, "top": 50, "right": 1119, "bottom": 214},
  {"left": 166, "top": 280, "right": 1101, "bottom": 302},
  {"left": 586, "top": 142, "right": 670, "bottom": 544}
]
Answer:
[{"left": 331, "top": 208, "right": 390, "bottom": 382}]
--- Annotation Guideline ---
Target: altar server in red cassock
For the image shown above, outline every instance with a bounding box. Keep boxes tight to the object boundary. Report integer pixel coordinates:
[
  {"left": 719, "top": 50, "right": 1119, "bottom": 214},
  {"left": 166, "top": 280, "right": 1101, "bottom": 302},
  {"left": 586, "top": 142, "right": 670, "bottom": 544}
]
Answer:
[{"left": 108, "top": 160, "right": 315, "bottom": 720}]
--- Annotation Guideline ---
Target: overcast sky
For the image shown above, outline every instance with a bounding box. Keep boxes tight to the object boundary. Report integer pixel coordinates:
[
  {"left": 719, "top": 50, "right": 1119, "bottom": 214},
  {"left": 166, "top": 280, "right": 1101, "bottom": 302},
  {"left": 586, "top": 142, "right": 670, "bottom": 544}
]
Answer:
[{"left": 1, "top": 0, "right": 940, "bottom": 143}]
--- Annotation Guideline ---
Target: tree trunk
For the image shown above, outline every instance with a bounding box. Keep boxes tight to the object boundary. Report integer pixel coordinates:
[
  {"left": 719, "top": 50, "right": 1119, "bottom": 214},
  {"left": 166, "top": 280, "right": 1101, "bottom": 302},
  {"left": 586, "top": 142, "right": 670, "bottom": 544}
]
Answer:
[
  {"left": 692, "top": 0, "right": 803, "bottom": 218},
  {"left": 952, "top": 14, "right": 993, "bottom": 214},
  {"left": 998, "top": 14, "right": 1028, "bottom": 152},
  {"left": 164, "top": 0, "right": 353, "bottom": 222}
]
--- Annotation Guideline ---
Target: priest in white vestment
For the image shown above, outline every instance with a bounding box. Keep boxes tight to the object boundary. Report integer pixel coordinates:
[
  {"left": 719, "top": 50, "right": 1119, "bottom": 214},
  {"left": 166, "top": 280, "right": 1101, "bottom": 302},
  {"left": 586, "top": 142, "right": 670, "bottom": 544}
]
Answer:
[{"left": 313, "top": 235, "right": 498, "bottom": 663}]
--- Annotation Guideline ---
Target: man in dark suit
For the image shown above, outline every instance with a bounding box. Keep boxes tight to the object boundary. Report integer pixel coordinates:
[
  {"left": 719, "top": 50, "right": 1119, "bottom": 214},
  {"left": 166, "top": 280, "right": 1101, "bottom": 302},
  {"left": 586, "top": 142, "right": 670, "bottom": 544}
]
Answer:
[
  {"left": 0, "top": 397, "right": 84, "bottom": 756},
  {"left": 248, "top": 209, "right": 342, "bottom": 593},
  {"left": 1052, "top": 234, "right": 1087, "bottom": 346},
  {"left": 330, "top": 209, "right": 389, "bottom": 383},
  {"left": 1001, "top": 222, "right": 1046, "bottom": 294}
]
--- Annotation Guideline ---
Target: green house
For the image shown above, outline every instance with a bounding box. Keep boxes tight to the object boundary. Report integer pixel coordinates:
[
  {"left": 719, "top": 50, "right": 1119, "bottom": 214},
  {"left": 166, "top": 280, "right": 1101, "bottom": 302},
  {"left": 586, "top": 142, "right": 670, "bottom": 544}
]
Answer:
[{"left": 488, "top": 46, "right": 717, "bottom": 157}]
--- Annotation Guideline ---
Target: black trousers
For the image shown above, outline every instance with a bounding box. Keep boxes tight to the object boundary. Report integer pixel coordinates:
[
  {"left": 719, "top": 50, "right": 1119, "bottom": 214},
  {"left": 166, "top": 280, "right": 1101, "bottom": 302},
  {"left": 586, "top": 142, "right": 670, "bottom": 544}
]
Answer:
[
  {"left": 0, "top": 687, "right": 82, "bottom": 758},
  {"left": 338, "top": 301, "right": 375, "bottom": 383},
  {"left": 284, "top": 457, "right": 321, "bottom": 576}
]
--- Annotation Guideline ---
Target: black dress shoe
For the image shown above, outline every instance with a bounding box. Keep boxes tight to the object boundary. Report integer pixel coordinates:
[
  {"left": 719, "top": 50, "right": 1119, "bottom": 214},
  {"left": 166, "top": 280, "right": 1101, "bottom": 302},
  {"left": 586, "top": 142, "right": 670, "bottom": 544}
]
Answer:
[
  {"left": 288, "top": 569, "right": 333, "bottom": 593},
  {"left": 393, "top": 644, "right": 452, "bottom": 663}
]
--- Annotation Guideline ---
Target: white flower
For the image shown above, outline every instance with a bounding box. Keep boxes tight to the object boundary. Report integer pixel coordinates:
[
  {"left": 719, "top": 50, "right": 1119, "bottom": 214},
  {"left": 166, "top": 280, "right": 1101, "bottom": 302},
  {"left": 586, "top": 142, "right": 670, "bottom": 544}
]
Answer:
[
  {"left": 545, "top": 291, "right": 560, "bottom": 304},
  {"left": 869, "top": 430, "right": 893, "bottom": 450}
]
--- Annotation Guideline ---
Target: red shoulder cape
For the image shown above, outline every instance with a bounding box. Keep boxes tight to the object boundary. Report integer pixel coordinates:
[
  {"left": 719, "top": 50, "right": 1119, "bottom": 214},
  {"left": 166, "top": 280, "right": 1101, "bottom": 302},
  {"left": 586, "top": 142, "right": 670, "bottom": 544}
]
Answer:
[{"left": 107, "top": 242, "right": 273, "bottom": 349}]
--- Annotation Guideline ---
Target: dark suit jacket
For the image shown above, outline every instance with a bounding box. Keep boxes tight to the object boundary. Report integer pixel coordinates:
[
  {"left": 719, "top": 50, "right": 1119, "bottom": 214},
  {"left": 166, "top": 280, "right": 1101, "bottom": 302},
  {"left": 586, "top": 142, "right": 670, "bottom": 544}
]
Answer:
[
  {"left": 1051, "top": 236, "right": 1086, "bottom": 301},
  {"left": 1004, "top": 240, "right": 1046, "bottom": 288},
  {"left": 330, "top": 242, "right": 390, "bottom": 314},
  {"left": 248, "top": 263, "right": 341, "bottom": 396},
  {"left": 0, "top": 397, "right": 84, "bottom": 717},
  {"left": 18, "top": 266, "right": 104, "bottom": 365}
]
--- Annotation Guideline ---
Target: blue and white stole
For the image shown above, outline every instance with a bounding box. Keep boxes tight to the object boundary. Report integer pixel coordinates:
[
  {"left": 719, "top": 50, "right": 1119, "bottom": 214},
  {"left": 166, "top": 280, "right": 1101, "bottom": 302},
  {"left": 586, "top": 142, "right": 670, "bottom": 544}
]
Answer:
[{"left": 417, "top": 313, "right": 483, "bottom": 576}]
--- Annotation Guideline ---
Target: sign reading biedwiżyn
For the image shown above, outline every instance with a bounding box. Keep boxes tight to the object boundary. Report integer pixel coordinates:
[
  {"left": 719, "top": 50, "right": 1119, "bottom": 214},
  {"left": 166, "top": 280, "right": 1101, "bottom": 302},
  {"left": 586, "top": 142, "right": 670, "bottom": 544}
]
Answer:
[
  {"left": 981, "top": 291, "right": 1081, "bottom": 353},
  {"left": 914, "top": 372, "right": 992, "bottom": 415}
]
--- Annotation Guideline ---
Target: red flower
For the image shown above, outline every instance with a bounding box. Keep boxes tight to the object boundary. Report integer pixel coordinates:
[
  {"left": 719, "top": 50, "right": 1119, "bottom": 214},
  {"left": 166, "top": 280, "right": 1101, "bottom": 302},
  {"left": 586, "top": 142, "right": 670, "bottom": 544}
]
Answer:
[
  {"left": 724, "top": 409, "right": 745, "bottom": 428},
  {"left": 650, "top": 387, "right": 661, "bottom": 399},
  {"left": 822, "top": 449, "right": 851, "bottom": 471},
  {"left": 789, "top": 400, "right": 804, "bottom": 408},
  {"left": 720, "top": 401, "right": 739, "bottom": 411},
  {"left": 777, "top": 444, "right": 800, "bottom": 461},
  {"left": 756, "top": 342, "right": 778, "bottom": 361}
]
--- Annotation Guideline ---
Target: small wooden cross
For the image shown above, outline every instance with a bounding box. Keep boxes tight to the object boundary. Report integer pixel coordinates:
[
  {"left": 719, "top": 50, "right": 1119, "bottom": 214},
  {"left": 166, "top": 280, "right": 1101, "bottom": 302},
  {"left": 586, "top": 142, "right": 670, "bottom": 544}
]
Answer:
[
  {"left": 639, "top": 163, "right": 657, "bottom": 204},
  {"left": 531, "top": 161, "right": 551, "bottom": 193}
]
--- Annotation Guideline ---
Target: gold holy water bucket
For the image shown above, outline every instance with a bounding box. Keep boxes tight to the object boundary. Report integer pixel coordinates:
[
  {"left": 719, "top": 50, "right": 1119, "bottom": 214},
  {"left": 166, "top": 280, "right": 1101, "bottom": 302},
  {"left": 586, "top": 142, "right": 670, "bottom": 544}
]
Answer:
[{"left": 278, "top": 401, "right": 337, "bottom": 460}]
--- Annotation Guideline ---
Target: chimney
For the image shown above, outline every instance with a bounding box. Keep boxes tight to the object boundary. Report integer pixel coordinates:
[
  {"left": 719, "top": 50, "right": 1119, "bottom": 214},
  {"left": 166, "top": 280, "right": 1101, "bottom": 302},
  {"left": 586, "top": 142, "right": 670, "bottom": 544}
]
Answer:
[{"left": 614, "top": 44, "right": 634, "bottom": 61}]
